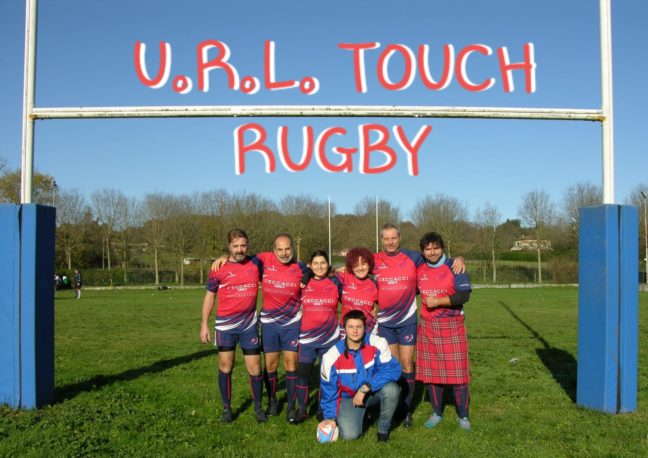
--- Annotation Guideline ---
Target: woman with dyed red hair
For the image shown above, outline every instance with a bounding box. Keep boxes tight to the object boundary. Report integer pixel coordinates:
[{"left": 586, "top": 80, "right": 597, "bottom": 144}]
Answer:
[{"left": 337, "top": 247, "right": 379, "bottom": 335}]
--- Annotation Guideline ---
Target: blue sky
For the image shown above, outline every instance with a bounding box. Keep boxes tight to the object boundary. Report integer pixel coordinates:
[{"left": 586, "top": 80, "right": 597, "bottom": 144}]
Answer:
[{"left": 1, "top": 0, "right": 646, "bottom": 221}]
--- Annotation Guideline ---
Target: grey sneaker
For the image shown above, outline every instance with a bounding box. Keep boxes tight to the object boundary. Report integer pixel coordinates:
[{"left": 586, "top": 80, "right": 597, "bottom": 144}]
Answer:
[
  {"left": 221, "top": 408, "right": 233, "bottom": 423},
  {"left": 424, "top": 413, "right": 443, "bottom": 429},
  {"left": 457, "top": 417, "right": 472, "bottom": 431}
]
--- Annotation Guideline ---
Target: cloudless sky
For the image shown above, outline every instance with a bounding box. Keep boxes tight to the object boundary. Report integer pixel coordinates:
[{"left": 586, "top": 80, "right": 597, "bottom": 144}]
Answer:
[{"left": 0, "top": 0, "right": 646, "bottom": 221}]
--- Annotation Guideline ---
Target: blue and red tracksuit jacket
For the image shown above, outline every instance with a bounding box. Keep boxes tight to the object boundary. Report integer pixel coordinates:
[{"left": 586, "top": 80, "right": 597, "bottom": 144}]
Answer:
[{"left": 319, "top": 333, "right": 402, "bottom": 421}]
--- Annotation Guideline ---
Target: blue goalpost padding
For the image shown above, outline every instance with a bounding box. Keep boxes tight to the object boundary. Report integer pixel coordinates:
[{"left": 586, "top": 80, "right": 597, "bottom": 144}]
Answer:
[
  {"left": 577, "top": 204, "right": 638, "bottom": 413},
  {"left": 0, "top": 204, "right": 55, "bottom": 409}
]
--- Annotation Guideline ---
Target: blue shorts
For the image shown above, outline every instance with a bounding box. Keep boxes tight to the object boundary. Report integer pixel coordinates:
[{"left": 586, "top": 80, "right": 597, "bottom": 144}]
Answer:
[
  {"left": 215, "top": 325, "right": 260, "bottom": 353},
  {"left": 261, "top": 323, "right": 299, "bottom": 353},
  {"left": 298, "top": 342, "right": 335, "bottom": 364},
  {"left": 378, "top": 322, "right": 417, "bottom": 346}
]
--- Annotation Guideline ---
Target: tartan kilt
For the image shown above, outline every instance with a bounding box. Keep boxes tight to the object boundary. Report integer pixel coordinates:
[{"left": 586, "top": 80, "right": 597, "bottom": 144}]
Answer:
[{"left": 415, "top": 315, "right": 470, "bottom": 384}]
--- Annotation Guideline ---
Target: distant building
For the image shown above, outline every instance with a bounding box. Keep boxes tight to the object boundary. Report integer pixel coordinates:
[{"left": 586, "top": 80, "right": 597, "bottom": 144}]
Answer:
[{"left": 510, "top": 237, "right": 553, "bottom": 252}]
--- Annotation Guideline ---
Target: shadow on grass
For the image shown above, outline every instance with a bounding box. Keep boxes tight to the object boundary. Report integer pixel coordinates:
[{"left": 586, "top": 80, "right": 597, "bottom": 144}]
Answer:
[
  {"left": 55, "top": 349, "right": 216, "bottom": 403},
  {"left": 498, "top": 301, "right": 577, "bottom": 402}
]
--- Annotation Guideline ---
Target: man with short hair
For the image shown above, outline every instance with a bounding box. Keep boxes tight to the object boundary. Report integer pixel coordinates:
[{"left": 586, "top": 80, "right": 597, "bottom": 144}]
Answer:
[
  {"left": 256, "top": 233, "right": 309, "bottom": 422},
  {"left": 212, "top": 233, "right": 308, "bottom": 422},
  {"left": 200, "top": 228, "right": 266, "bottom": 424},
  {"left": 319, "top": 310, "right": 401, "bottom": 442},
  {"left": 373, "top": 223, "right": 464, "bottom": 426}
]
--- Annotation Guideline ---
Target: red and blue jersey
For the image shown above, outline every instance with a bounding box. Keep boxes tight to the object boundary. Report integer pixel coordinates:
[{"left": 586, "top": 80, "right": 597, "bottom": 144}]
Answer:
[
  {"left": 373, "top": 248, "right": 424, "bottom": 328},
  {"left": 417, "top": 257, "right": 472, "bottom": 320},
  {"left": 255, "top": 252, "right": 308, "bottom": 329},
  {"left": 336, "top": 272, "right": 378, "bottom": 333},
  {"left": 206, "top": 257, "right": 262, "bottom": 333},
  {"left": 320, "top": 333, "right": 402, "bottom": 420},
  {"left": 299, "top": 276, "right": 341, "bottom": 346}
]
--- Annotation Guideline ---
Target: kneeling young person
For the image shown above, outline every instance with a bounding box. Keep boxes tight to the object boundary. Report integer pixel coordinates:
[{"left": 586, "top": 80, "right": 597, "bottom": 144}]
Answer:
[{"left": 319, "top": 310, "right": 402, "bottom": 442}]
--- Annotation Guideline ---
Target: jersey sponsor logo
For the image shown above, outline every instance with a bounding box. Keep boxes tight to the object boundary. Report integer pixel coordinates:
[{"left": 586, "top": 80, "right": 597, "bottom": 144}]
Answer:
[
  {"left": 264, "top": 278, "right": 298, "bottom": 289},
  {"left": 378, "top": 275, "right": 411, "bottom": 285},
  {"left": 233, "top": 282, "right": 258, "bottom": 291}
]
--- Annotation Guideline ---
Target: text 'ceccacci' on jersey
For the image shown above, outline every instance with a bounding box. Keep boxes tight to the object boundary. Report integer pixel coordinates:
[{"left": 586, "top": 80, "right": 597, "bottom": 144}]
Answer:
[
  {"left": 417, "top": 257, "right": 472, "bottom": 319},
  {"left": 299, "top": 276, "right": 341, "bottom": 346},
  {"left": 255, "top": 252, "right": 309, "bottom": 328},
  {"left": 206, "top": 257, "right": 261, "bottom": 332},
  {"left": 336, "top": 271, "right": 378, "bottom": 333},
  {"left": 373, "top": 248, "right": 423, "bottom": 328}
]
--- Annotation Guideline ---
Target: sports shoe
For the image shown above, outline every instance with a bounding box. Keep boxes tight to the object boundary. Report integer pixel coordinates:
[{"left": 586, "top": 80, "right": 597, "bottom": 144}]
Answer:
[
  {"left": 377, "top": 432, "right": 390, "bottom": 442},
  {"left": 403, "top": 412, "right": 413, "bottom": 427},
  {"left": 457, "top": 417, "right": 472, "bottom": 432},
  {"left": 293, "top": 409, "right": 308, "bottom": 424},
  {"left": 221, "top": 408, "right": 233, "bottom": 424},
  {"left": 424, "top": 413, "right": 443, "bottom": 429},
  {"left": 255, "top": 408, "right": 268, "bottom": 423},
  {"left": 286, "top": 407, "right": 297, "bottom": 423},
  {"left": 267, "top": 399, "right": 278, "bottom": 417}
]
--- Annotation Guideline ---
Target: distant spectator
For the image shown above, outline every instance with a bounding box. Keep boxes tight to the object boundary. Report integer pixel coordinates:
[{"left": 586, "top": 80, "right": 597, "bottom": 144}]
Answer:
[{"left": 74, "top": 270, "right": 82, "bottom": 299}]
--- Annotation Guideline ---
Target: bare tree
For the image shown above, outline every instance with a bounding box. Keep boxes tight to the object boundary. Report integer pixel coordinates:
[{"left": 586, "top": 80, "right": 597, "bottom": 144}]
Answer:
[
  {"left": 279, "top": 194, "right": 329, "bottom": 260},
  {"left": 353, "top": 196, "right": 402, "bottom": 252},
  {"left": 114, "top": 195, "right": 141, "bottom": 284},
  {"left": 475, "top": 203, "right": 502, "bottom": 283},
  {"left": 165, "top": 195, "right": 197, "bottom": 285},
  {"left": 411, "top": 194, "right": 469, "bottom": 256},
  {"left": 91, "top": 189, "right": 124, "bottom": 270},
  {"left": 56, "top": 188, "right": 90, "bottom": 269},
  {"left": 518, "top": 189, "right": 554, "bottom": 283},
  {"left": 142, "top": 193, "right": 177, "bottom": 285},
  {"left": 562, "top": 182, "right": 602, "bottom": 240}
]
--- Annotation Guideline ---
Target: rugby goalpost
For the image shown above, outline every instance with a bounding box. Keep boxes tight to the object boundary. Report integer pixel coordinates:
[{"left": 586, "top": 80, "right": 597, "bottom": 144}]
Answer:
[{"left": 1, "top": 0, "right": 636, "bottom": 413}]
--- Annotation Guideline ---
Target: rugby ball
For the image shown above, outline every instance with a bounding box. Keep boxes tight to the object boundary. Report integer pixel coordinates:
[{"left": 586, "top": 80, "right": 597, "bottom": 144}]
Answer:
[{"left": 316, "top": 421, "right": 339, "bottom": 443}]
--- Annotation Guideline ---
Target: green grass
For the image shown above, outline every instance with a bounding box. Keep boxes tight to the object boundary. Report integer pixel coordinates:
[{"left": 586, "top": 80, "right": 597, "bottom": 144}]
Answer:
[{"left": 1, "top": 288, "right": 647, "bottom": 457}]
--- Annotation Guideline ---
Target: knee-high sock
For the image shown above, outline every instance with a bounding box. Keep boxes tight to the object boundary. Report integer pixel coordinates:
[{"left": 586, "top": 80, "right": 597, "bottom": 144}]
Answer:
[
  {"left": 249, "top": 374, "right": 264, "bottom": 410},
  {"left": 285, "top": 371, "right": 298, "bottom": 410},
  {"left": 453, "top": 383, "right": 470, "bottom": 418},
  {"left": 296, "top": 363, "right": 313, "bottom": 413},
  {"left": 264, "top": 370, "right": 278, "bottom": 402},
  {"left": 403, "top": 371, "right": 415, "bottom": 410},
  {"left": 427, "top": 383, "right": 444, "bottom": 416},
  {"left": 218, "top": 370, "right": 232, "bottom": 410}
]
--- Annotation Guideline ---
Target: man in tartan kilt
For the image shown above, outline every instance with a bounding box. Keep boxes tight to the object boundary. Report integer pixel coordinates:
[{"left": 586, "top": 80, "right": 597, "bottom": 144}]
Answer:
[{"left": 415, "top": 232, "right": 473, "bottom": 431}]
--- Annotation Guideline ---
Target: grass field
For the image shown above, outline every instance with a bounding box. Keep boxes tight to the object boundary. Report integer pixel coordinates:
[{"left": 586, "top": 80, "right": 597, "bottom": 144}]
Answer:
[{"left": 1, "top": 288, "right": 647, "bottom": 457}]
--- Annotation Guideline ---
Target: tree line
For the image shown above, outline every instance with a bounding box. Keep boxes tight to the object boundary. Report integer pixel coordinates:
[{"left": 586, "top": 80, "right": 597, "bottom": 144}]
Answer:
[{"left": 1, "top": 157, "right": 646, "bottom": 286}]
